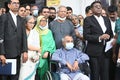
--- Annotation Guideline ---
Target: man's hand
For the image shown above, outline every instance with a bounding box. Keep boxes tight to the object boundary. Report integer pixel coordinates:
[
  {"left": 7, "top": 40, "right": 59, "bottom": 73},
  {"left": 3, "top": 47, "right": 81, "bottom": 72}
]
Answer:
[
  {"left": 72, "top": 60, "right": 79, "bottom": 71},
  {"left": 0, "top": 55, "right": 6, "bottom": 65},
  {"left": 99, "top": 34, "right": 110, "bottom": 40},
  {"left": 22, "top": 52, "right": 28, "bottom": 63},
  {"left": 111, "top": 39, "right": 116, "bottom": 46},
  {"left": 66, "top": 62, "right": 73, "bottom": 71}
]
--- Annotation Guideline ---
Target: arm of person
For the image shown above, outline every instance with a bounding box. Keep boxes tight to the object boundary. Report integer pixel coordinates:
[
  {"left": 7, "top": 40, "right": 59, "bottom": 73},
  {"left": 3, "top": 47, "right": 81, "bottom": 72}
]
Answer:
[
  {"left": 72, "top": 60, "right": 79, "bottom": 71},
  {"left": 28, "top": 44, "right": 41, "bottom": 53},
  {"left": 75, "top": 29, "right": 84, "bottom": 40},
  {"left": 83, "top": 17, "right": 111, "bottom": 43},
  {"left": 22, "top": 52, "right": 28, "bottom": 63},
  {"left": 52, "top": 49, "right": 67, "bottom": 65},
  {"left": 66, "top": 62, "right": 73, "bottom": 71},
  {"left": 21, "top": 19, "right": 28, "bottom": 63},
  {"left": 0, "top": 15, "right": 6, "bottom": 64}
]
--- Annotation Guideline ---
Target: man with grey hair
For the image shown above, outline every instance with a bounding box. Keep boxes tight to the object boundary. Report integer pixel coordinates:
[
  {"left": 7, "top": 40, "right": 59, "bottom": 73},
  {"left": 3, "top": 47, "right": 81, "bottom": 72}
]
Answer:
[
  {"left": 52, "top": 35, "right": 89, "bottom": 80},
  {"left": 49, "top": 5, "right": 76, "bottom": 49}
]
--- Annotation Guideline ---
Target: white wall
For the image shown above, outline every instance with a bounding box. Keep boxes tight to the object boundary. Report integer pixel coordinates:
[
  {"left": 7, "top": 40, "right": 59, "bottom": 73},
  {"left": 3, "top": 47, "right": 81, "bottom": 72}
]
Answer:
[{"left": 59, "top": 0, "right": 95, "bottom": 17}]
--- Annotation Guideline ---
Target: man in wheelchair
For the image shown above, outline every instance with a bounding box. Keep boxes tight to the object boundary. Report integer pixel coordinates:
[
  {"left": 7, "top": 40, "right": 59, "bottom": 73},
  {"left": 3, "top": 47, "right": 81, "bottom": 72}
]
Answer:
[{"left": 52, "top": 35, "right": 90, "bottom": 80}]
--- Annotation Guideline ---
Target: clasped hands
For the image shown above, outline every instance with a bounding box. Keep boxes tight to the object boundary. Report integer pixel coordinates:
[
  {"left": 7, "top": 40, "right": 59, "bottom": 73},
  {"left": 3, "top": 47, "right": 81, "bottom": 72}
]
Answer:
[
  {"left": 66, "top": 61, "right": 79, "bottom": 72},
  {"left": 99, "top": 34, "right": 110, "bottom": 40}
]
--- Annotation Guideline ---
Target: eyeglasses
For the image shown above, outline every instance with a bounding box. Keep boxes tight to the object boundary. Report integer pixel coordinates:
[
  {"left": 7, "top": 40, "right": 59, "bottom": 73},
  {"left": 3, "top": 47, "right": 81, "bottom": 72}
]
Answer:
[
  {"left": 10, "top": 2, "right": 20, "bottom": 5},
  {"left": 27, "top": 22, "right": 35, "bottom": 24}
]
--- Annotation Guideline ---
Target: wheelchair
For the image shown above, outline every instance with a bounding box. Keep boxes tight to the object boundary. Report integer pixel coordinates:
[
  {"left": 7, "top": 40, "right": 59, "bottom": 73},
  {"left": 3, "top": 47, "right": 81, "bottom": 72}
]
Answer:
[{"left": 43, "top": 58, "right": 90, "bottom": 80}]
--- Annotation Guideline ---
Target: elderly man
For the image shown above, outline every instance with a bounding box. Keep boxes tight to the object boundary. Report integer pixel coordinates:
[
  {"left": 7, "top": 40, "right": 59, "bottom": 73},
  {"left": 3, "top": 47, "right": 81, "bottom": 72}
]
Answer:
[
  {"left": 52, "top": 35, "right": 89, "bottom": 80},
  {"left": 49, "top": 6, "right": 76, "bottom": 49}
]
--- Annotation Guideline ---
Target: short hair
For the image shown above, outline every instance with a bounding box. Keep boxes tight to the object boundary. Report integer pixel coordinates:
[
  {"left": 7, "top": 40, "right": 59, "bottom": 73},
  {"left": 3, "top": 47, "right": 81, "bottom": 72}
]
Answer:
[
  {"left": 62, "top": 35, "right": 72, "bottom": 42},
  {"left": 30, "top": 4, "right": 38, "bottom": 10},
  {"left": 24, "top": 4, "right": 31, "bottom": 8},
  {"left": 41, "top": 6, "right": 49, "bottom": 12},
  {"left": 25, "top": 15, "right": 34, "bottom": 23},
  {"left": 91, "top": 1, "right": 101, "bottom": 8},
  {"left": 108, "top": 5, "right": 118, "bottom": 13},
  {"left": 38, "top": 6, "right": 49, "bottom": 14},
  {"left": 19, "top": 5, "right": 26, "bottom": 9},
  {"left": 71, "top": 14, "right": 79, "bottom": 20},
  {"left": 49, "top": 7, "right": 56, "bottom": 11},
  {"left": 66, "top": 6, "right": 73, "bottom": 11},
  {"left": 85, "top": 6, "right": 91, "bottom": 14},
  {"left": 57, "top": 5, "right": 66, "bottom": 12}
]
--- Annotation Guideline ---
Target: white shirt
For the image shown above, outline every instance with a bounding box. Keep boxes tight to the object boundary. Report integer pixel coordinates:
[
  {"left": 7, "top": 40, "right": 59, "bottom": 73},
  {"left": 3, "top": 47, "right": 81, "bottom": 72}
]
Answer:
[
  {"left": 94, "top": 15, "right": 106, "bottom": 33},
  {"left": 110, "top": 20, "right": 116, "bottom": 36},
  {"left": 9, "top": 10, "right": 17, "bottom": 26}
]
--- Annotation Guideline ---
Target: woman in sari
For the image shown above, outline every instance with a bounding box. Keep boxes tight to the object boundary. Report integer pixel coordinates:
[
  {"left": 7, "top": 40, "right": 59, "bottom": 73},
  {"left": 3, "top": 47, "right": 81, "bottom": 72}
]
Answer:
[
  {"left": 19, "top": 15, "right": 41, "bottom": 80},
  {"left": 34, "top": 15, "right": 56, "bottom": 79}
]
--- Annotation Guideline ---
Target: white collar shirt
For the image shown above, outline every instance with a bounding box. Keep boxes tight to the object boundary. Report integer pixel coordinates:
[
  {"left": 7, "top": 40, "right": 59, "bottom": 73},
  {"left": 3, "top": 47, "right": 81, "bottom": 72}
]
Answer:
[
  {"left": 110, "top": 20, "right": 116, "bottom": 35},
  {"left": 94, "top": 15, "right": 106, "bottom": 33},
  {"left": 9, "top": 10, "right": 18, "bottom": 27}
]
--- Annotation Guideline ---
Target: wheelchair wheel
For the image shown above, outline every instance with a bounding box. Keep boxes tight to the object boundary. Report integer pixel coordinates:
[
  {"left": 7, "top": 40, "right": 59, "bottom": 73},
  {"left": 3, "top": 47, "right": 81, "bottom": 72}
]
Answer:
[
  {"left": 43, "top": 71, "right": 52, "bottom": 80},
  {"left": 51, "top": 72, "right": 60, "bottom": 80},
  {"left": 43, "top": 71, "right": 60, "bottom": 80}
]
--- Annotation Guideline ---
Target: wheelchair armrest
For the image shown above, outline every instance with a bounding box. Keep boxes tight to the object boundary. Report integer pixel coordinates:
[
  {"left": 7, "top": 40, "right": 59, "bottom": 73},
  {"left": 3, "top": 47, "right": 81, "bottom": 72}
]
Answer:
[
  {"left": 49, "top": 60, "right": 61, "bottom": 72},
  {"left": 79, "top": 61, "right": 90, "bottom": 76}
]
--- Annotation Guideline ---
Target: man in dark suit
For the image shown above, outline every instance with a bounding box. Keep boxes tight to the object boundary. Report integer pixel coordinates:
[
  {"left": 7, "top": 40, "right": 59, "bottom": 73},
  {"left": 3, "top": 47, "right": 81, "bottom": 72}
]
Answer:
[
  {"left": 0, "top": 0, "right": 28, "bottom": 80},
  {"left": 83, "top": 1, "right": 113, "bottom": 80}
]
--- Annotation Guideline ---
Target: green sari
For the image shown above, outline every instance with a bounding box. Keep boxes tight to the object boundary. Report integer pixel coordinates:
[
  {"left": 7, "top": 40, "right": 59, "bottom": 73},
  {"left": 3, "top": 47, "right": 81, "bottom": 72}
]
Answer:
[{"left": 34, "top": 16, "right": 56, "bottom": 79}]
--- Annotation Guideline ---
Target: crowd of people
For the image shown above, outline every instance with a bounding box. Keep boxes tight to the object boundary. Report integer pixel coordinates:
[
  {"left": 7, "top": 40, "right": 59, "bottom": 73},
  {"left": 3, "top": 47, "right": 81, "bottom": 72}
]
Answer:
[{"left": 0, "top": 0, "right": 120, "bottom": 80}]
